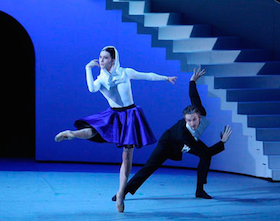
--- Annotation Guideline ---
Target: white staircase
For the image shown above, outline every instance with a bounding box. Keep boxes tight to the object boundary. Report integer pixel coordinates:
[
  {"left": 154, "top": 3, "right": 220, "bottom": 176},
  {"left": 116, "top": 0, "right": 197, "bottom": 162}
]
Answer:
[{"left": 106, "top": 0, "right": 280, "bottom": 181}]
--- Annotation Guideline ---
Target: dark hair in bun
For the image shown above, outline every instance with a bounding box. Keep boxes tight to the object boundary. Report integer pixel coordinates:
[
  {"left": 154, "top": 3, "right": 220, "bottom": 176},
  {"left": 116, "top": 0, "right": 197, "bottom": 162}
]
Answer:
[{"left": 104, "top": 47, "right": 115, "bottom": 59}]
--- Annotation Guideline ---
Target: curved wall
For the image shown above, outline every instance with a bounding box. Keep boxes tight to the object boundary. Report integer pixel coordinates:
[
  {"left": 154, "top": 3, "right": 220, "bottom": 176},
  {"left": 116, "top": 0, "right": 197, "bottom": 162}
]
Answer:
[{"left": 0, "top": 0, "right": 268, "bottom": 178}]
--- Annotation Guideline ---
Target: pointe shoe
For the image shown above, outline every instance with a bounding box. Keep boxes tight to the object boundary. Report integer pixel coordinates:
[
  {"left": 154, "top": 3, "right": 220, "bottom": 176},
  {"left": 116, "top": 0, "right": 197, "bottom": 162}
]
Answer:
[
  {"left": 54, "top": 130, "right": 74, "bottom": 142},
  {"left": 116, "top": 201, "right": 124, "bottom": 213},
  {"left": 116, "top": 192, "right": 125, "bottom": 213}
]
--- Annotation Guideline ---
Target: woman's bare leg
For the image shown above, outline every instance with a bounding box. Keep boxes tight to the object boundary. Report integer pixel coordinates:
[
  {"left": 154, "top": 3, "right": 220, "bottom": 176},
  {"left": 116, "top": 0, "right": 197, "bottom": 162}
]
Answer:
[
  {"left": 54, "top": 128, "right": 97, "bottom": 142},
  {"left": 116, "top": 146, "right": 134, "bottom": 212}
]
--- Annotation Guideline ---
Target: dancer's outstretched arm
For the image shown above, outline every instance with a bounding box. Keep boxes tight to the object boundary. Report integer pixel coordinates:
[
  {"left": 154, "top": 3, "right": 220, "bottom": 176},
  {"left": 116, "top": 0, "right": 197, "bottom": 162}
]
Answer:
[
  {"left": 126, "top": 68, "right": 177, "bottom": 84},
  {"left": 190, "top": 67, "right": 206, "bottom": 82},
  {"left": 85, "top": 59, "right": 101, "bottom": 92},
  {"left": 220, "top": 125, "right": 233, "bottom": 143},
  {"left": 189, "top": 68, "right": 207, "bottom": 116}
]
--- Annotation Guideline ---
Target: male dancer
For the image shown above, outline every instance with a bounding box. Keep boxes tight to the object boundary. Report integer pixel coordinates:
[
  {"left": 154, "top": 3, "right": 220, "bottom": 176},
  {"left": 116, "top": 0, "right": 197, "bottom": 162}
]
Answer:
[{"left": 112, "top": 68, "right": 232, "bottom": 200}]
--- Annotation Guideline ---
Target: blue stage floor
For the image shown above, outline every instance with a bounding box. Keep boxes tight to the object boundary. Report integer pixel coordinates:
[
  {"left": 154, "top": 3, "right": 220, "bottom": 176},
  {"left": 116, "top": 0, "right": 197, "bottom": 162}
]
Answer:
[{"left": 0, "top": 158, "right": 280, "bottom": 220}]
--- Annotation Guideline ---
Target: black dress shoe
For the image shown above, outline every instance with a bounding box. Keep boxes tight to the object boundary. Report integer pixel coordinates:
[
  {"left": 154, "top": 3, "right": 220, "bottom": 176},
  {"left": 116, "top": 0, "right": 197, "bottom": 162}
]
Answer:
[
  {"left": 112, "top": 195, "right": 116, "bottom": 201},
  {"left": 196, "top": 190, "right": 212, "bottom": 199}
]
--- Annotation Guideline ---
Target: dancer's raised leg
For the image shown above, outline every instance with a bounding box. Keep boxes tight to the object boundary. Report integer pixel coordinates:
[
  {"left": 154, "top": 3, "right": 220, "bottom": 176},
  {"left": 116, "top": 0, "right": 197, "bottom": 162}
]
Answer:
[{"left": 55, "top": 128, "right": 97, "bottom": 142}]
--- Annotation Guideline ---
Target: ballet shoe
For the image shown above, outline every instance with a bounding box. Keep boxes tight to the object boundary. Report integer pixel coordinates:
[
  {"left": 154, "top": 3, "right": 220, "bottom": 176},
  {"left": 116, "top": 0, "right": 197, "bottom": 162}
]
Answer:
[
  {"left": 116, "top": 192, "right": 125, "bottom": 213},
  {"left": 116, "top": 201, "right": 124, "bottom": 213},
  {"left": 54, "top": 130, "right": 74, "bottom": 142}
]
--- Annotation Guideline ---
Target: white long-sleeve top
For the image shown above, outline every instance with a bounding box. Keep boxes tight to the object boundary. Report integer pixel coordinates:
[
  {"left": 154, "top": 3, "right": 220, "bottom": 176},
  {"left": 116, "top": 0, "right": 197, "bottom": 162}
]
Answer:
[{"left": 86, "top": 67, "right": 168, "bottom": 108}]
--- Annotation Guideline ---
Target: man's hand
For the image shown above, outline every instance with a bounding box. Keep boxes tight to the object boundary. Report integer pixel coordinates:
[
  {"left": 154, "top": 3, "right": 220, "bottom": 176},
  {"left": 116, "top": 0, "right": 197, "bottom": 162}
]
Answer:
[
  {"left": 220, "top": 125, "right": 233, "bottom": 143},
  {"left": 167, "top": 76, "right": 178, "bottom": 85},
  {"left": 190, "top": 67, "right": 206, "bottom": 82}
]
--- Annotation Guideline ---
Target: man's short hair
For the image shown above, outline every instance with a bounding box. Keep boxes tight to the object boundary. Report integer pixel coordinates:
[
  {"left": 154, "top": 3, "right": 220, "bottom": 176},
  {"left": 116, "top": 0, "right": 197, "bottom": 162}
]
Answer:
[{"left": 183, "top": 105, "right": 201, "bottom": 116}]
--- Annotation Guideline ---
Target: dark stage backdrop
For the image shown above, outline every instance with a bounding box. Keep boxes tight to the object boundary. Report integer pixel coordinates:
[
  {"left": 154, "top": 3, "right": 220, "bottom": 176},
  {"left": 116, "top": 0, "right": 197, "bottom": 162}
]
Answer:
[
  {"left": 0, "top": 11, "right": 35, "bottom": 157},
  {"left": 0, "top": 0, "right": 253, "bottom": 174}
]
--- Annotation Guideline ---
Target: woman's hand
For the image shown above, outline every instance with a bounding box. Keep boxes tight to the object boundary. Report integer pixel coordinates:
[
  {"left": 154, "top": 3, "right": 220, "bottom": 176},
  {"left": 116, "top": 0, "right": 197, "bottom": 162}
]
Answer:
[
  {"left": 85, "top": 59, "right": 99, "bottom": 69},
  {"left": 220, "top": 125, "right": 233, "bottom": 143},
  {"left": 190, "top": 67, "right": 206, "bottom": 82},
  {"left": 167, "top": 76, "right": 178, "bottom": 84}
]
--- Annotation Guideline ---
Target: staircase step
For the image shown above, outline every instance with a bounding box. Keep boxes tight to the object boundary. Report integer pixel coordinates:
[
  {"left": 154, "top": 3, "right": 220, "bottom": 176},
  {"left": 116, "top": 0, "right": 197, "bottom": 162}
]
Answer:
[
  {"left": 256, "top": 128, "right": 280, "bottom": 141},
  {"left": 184, "top": 62, "right": 280, "bottom": 76},
  {"left": 268, "top": 156, "right": 280, "bottom": 169},
  {"left": 215, "top": 75, "right": 280, "bottom": 89},
  {"left": 257, "top": 61, "right": 280, "bottom": 75},
  {"left": 248, "top": 115, "right": 280, "bottom": 128},
  {"left": 158, "top": 25, "right": 212, "bottom": 40},
  {"left": 172, "top": 49, "right": 271, "bottom": 65},
  {"left": 121, "top": 12, "right": 181, "bottom": 27},
  {"left": 173, "top": 50, "right": 240, "bottom": 64},
  {"left": 122, "top": 14, "right": 145, "bottom": 24},
  {"left": 183, "top": 62, "right": 262, "bottom": 75},
  {"left": 238, "top": 101, "right": 280, "bottom": 114},
  {"left": 173, "top": 36, "right": 242, "bottom": 52},
  {"left": 143, "top": 13, "right": 181, "bottom": 27},
  {"left": 228, "top": 89, "right": 280, "bottom": 102},
  {"left": 128, "top": 0, "right": 150, "bottom": 15},
  {"left": 227, "top": 89, "right": 280, "bottom": 102},
  {"left": 272, "top": 169, "right": 280, "bottom": 181},
  {"left": 235, "top": 49, "right": 271, "bottom": 62},
  {"left": 108, "top": 0, "right": 129, "bottom": 10},
  {"left": 264, "top": 142, "right": 280, "bottom": 155}
]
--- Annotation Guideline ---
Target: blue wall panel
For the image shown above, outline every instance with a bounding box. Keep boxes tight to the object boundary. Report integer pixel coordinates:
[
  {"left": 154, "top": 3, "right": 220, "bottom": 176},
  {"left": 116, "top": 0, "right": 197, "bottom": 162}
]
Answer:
[{"left": 0, "top": 0, "right": 251, "bottom": 175}]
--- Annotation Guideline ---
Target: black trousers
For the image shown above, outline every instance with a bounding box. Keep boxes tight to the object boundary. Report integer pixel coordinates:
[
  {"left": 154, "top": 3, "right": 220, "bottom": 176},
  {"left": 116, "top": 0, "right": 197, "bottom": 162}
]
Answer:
[{"left": 125, "top": 140, "right": 223, "bottom": 195}]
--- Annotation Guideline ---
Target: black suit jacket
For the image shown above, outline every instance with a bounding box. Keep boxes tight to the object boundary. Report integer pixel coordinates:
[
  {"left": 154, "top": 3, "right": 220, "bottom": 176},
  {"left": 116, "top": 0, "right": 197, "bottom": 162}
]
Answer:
[{"left": 158, "top": 81, "right": 224, "bottom": 161}]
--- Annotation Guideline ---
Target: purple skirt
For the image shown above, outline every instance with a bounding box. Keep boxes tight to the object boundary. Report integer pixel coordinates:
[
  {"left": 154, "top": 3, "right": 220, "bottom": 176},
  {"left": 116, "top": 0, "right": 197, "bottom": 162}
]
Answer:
[{"left": 74, "top": 104, "right": 157, "bottom": 148}]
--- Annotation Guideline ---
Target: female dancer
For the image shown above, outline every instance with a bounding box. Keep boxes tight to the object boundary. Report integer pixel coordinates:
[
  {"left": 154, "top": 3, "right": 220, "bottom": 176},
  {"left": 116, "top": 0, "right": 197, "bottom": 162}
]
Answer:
[{"left": 54, "top": 46, "right": 177, "bottom": 212}]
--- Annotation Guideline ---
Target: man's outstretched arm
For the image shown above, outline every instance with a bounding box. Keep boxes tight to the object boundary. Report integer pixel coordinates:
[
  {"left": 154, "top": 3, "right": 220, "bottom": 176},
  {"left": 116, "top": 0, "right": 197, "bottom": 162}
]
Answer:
[
  {"left": 189, "top": 68, "right": 207, "bottom": 116},
  {"left": 207, "top": 125, "right": 233, "bottom": 156}
]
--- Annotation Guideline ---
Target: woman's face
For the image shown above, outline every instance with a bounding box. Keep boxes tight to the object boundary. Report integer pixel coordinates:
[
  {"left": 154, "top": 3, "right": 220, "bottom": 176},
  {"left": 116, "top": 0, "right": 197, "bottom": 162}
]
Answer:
[{"left": 99, "top": 50, "right": 114, "bottom": 72}]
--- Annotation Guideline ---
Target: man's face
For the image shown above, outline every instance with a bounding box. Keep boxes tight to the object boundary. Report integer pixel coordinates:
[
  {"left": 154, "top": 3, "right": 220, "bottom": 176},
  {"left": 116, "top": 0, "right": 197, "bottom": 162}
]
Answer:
[{"left": 184, "top": 113, "right": 201, "bottom": 130}]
